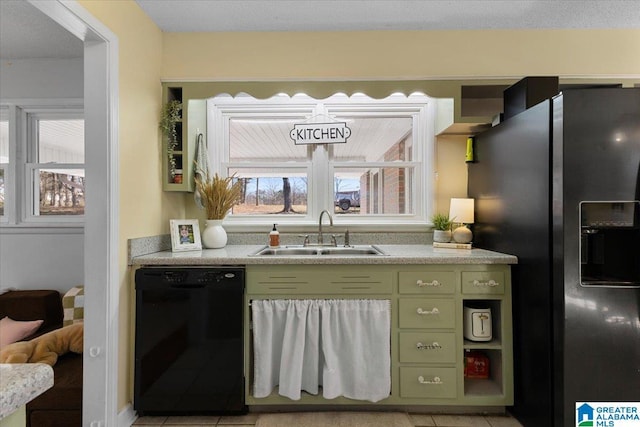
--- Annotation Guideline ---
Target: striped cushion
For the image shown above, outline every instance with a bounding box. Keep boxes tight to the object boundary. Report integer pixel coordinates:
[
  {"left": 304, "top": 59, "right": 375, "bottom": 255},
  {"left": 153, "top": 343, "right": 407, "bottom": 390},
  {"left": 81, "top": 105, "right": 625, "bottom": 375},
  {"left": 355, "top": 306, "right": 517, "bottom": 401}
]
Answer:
[{"left": 62, "top": 286, "right": 84, "bottom": 326}]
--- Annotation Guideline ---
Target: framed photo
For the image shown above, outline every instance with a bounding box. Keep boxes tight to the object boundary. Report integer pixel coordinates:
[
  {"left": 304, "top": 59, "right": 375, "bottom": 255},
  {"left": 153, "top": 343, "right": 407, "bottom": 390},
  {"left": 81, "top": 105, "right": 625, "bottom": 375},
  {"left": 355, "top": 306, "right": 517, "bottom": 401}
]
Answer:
[{"left": 170, "top": 219, "right": 202, "bottom": 252}]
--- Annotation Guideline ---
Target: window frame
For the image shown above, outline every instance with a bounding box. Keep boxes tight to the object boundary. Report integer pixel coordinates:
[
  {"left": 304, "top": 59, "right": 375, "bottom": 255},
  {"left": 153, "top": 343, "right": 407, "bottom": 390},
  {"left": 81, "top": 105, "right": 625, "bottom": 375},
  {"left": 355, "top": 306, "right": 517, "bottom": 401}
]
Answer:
[
  {"left": 0, "top": 100, "right": 84, "bottom": 228},
  {"left": 207, "top": 93, "right": 436, "bottom": 231},
  {"left": 0, "top": 107, "right": 10, "bottom": 223}
]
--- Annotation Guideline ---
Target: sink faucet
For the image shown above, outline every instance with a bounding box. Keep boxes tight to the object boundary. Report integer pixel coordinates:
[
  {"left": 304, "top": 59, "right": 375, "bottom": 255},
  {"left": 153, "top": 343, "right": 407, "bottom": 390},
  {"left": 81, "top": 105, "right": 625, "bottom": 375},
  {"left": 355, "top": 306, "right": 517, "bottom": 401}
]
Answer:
[{"left": 318, "top": 209, "right": 334, "bottom": 245}]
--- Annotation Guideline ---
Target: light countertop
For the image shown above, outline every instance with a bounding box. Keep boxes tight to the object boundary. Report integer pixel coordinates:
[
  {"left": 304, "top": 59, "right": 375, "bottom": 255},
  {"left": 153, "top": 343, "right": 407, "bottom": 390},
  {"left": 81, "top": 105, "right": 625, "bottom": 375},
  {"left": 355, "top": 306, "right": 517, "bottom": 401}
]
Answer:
[
  {"left": 132, "top": 244, "right": 517, "bottom": 265},
  {"left": 0, "top": 364, "right": 54, "bottom": 420}
]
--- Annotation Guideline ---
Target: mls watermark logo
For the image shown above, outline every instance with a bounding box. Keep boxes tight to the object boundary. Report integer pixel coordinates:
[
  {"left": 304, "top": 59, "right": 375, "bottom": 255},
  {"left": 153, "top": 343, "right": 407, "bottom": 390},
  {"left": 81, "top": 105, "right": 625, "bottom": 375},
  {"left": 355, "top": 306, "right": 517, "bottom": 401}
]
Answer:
[{"left": 576, "top": 402, "right": 640, "bottom": 427}]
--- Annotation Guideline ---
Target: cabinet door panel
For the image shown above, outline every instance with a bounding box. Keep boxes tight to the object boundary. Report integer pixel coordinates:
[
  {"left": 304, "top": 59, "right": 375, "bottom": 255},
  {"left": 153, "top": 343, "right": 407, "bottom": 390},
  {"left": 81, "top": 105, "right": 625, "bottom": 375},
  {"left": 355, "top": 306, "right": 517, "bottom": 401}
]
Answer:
[
  {"left": 461, "top": 272, "right": 505, "bottom": 295},
  {"left": 400, "top": 367, "right": 457, "bottom": 398},
  {"left": 323, "top": 271, "right": 393, "bottom": 294},
  {"left": 399, "top": 332, "right": 457, "bottom": 363},
  {"left": 398, "top": 271, "right": 455, "bottom": 294},
  {"left": 247, "top": 266, "right": 392, "bottom": 294},
  {"left": 398, "top": 299, "right": 456, "bottom": 329}
]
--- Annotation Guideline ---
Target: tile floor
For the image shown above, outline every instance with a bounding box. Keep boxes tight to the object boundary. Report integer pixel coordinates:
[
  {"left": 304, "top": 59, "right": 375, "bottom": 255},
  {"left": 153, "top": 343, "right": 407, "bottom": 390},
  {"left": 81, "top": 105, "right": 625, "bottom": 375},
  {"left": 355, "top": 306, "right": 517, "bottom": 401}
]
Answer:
[{"left": 133, "top": 412, "right": 523, "bottom": 426}]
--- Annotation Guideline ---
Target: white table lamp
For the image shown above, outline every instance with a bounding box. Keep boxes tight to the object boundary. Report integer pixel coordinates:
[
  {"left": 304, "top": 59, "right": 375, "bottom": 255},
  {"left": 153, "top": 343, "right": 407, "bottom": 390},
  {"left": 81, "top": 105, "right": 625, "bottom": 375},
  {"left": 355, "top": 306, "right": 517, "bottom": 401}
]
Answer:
[{"left": 449, "top": 198, "right": 475, "bottom": 244}]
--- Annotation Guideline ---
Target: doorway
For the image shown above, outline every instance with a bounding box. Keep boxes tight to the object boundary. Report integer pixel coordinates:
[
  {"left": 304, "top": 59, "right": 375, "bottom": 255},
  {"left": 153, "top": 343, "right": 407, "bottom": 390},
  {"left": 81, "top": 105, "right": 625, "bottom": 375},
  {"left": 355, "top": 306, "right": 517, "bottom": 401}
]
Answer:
[{"left": 26, "top": 1, "right": 119, "bottom": 425}]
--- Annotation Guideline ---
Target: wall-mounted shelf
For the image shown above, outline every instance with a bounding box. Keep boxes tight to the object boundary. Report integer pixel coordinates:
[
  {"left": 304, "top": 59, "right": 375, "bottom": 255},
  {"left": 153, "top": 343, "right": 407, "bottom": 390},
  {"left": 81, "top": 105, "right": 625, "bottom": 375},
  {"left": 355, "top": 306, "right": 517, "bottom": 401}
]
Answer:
[
  {"left": 162, "top": 85, "right": 196, "bottom": 192},
  {"left": 437, "top": 84, "right": 509, "bottom": 136}
]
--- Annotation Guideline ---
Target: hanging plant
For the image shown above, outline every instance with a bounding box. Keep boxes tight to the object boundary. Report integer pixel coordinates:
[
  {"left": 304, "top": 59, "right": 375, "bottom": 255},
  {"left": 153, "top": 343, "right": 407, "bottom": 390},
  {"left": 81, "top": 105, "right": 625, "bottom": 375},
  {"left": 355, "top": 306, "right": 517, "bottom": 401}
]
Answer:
[{"left": 159, "top": 100, "right": 182, "bottom": 179}]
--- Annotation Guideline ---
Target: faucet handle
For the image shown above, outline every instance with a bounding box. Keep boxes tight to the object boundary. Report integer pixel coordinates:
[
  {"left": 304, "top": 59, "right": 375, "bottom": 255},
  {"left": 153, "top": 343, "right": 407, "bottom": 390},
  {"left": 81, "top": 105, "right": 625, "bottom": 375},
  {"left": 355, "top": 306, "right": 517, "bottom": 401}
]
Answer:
[
  {"left": 330, "top": 234, "right": 339, "bottom": 247},
  {"left": 297, "top": 234, "right": 310, "bottom": 246}
]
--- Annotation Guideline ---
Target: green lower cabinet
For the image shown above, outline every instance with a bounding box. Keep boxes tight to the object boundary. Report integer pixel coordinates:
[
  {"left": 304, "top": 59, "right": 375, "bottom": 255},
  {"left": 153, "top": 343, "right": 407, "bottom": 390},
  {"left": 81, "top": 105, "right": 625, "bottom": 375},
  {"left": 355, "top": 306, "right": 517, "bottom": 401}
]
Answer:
[
  {"left": 398, "top": 271, "right": 456, "bottom": 294},
  {"left": 399, "top": 367, "right": 458, "bottom": 399},
  {"left": 398, "top": 298, "right": 456, "bottom": 329},
  {"left": 399, "top": 332, "right": 456, "bottom": 364},
  {"left": 245, "top": 264, "right": 513, "bottom": 407},
  {"left": 461, "top": 271, "right": 505, "bottom": 295}
]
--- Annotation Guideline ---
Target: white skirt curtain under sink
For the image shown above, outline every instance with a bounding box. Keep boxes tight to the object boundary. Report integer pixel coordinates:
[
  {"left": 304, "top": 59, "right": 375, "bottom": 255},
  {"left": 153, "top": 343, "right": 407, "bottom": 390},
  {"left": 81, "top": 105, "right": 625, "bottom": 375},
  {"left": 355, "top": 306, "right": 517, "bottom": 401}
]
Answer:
[{"left": 251, "top": 299, "right": 391, "bottom": 402}]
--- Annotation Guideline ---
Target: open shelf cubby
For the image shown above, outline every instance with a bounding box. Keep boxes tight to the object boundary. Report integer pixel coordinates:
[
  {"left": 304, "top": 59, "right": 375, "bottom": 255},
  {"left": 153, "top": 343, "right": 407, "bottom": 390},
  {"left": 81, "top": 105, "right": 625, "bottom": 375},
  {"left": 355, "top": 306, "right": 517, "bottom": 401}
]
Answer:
[{"left": 463, "top": 349, "right": 504, "bottom": 397}]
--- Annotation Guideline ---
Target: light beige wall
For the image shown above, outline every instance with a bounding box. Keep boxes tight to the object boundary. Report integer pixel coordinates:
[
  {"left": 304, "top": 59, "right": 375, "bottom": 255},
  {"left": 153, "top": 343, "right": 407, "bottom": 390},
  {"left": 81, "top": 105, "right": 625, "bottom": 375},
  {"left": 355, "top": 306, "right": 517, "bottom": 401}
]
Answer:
[
  {"left": 162, "top": 29, "right": 640, "bottom": 80},
  {"left": 78, "top": 0, "right": 184, "bottom": 411},
  {"left": 436, "top": 135, "right": 470, "bottom": 216}
]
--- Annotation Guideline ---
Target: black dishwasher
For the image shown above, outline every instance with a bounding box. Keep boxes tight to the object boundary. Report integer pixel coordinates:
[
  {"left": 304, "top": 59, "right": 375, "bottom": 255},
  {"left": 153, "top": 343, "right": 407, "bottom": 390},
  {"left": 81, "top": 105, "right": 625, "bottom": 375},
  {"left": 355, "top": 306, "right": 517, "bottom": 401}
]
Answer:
[{"left": 134, "top": 267, "right": 246, "bottom": 415}]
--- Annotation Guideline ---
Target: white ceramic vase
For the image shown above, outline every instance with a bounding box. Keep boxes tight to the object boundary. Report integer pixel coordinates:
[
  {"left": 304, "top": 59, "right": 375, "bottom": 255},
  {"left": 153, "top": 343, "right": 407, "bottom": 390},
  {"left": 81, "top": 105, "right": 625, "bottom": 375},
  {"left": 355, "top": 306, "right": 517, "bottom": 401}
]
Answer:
[
  {"left": 201, "top": 219, "right": 227, "bottom": 249},
  {"left": 452, "top": 225, "right": 473, "bottom": 243},
  {"left": 433, "top": 229, "right": 452, "bottom": 243}
]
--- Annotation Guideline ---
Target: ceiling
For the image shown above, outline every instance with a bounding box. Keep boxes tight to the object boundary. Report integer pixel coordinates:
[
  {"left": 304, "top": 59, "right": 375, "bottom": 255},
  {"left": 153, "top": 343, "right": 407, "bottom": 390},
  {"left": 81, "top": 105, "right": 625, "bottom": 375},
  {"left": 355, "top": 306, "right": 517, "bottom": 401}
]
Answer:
[
  {"left": 0, "top": 1, "right": 83, "bottom": 59},
  {"left": 1, "top": 0, "right": 640, "bottom": 60},
  {"left": 136, "top": 0, "right": 640, "bottom": 33}
]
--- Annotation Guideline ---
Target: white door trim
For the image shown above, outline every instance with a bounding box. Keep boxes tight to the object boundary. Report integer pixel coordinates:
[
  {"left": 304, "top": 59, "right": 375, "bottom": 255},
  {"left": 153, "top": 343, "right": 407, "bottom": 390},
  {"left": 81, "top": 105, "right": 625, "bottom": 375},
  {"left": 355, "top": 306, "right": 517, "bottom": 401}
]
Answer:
[{"left": 27, "top": 1, "right": 120, "bottom": 426}]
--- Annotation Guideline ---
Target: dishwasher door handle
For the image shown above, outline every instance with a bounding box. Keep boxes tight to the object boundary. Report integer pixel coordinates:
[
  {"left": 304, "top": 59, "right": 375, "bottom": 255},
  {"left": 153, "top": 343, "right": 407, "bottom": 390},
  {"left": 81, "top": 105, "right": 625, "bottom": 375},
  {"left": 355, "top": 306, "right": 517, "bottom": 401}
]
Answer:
[{"left": 170, "top": 283, "right": 206, "bottom": 289}]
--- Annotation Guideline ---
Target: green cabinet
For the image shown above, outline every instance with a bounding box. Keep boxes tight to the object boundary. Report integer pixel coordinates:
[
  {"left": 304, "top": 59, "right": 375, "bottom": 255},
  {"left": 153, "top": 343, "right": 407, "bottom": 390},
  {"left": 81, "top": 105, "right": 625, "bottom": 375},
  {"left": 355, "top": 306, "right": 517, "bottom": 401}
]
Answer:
[
  {"left": 398, "top": 298, "right": 456, "bottom": 329},
  {"left": 247, "top": 265, "right": 393, "bottom": 294},
  {"left": 398, "top": 332, "right": 457, "bottom": 363},
  {"left": 461, "top": 271, "right": 505, "bottom": 295},
  {"left": 161, "top": 85, "right": 206, "bottom": 192},
  {"left": 399, "top": 367, "right": 458, "bottom": 399},
  {"left": 244, "top": 263, "right": 513, "bottom": 407},
  {"left": 398, "top": 271, "right": 456, "bottom": 294}
]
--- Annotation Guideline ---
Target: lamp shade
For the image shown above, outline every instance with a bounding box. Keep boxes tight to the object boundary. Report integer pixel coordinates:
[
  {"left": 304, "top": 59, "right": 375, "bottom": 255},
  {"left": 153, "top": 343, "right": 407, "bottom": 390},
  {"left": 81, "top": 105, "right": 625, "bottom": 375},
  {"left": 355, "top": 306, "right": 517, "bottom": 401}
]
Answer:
[{"left": 449, "top": 198, "right": 474, "bottom": 224}]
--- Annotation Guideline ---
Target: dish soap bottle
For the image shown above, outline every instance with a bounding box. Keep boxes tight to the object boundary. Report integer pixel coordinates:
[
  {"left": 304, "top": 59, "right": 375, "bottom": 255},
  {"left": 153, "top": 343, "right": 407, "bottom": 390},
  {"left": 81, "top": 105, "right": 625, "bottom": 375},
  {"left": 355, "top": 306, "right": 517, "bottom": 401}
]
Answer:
[{"left": 269, "top": 224, "right": 280, "bottom": 248}]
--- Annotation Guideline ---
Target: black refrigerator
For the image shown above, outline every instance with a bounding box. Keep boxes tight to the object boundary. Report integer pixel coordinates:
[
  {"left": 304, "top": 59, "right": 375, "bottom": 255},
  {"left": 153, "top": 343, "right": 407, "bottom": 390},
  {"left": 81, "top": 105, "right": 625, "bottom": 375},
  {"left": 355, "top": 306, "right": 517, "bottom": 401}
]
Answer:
[{"left": 468, "top": 87, "right": 640, "bottom": 427}]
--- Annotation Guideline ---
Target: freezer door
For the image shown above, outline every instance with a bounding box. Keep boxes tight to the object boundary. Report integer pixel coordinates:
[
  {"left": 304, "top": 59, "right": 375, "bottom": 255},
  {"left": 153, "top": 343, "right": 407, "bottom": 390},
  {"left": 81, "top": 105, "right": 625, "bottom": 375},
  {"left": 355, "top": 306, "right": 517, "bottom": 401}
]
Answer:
[{"left": 556, "top": 88, "right": 640, "bottom": 427}]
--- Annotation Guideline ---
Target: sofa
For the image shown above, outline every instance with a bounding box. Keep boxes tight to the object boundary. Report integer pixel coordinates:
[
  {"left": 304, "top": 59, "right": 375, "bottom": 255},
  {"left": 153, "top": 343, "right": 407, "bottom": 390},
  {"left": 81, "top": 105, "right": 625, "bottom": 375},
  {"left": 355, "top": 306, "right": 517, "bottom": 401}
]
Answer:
[{"left": 0, "top": 290, "right": 82, "bottom": 427}]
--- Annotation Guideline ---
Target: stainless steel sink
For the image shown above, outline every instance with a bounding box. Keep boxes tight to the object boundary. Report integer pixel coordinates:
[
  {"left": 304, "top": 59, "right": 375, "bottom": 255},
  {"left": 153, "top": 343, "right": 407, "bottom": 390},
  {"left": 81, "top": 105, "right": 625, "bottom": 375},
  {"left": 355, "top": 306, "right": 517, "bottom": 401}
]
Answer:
[
  {"left": 250, "top": 245, "right": 387, "bottom": 256},
  {"left": 318, "top": 246, "right": 386, "bottom": 256},
  {"left": 251, "top": 247, "right": 321, "bottom": 256}
]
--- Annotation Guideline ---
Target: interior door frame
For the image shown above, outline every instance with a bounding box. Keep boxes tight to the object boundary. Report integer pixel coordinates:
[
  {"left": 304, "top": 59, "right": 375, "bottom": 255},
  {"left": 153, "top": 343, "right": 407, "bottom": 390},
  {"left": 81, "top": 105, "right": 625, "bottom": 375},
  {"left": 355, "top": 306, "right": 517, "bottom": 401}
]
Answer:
[{"left": 28, "top": 1, "right": 120, "bottom": 426}]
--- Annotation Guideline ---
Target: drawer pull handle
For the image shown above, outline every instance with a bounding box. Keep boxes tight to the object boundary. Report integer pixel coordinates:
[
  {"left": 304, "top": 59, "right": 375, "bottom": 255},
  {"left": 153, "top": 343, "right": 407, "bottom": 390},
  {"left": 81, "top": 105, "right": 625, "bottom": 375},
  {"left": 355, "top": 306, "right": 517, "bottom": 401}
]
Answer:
[
  {"left": 473, "top": 279, "right": 499, "bottom": 287},
  {"left": 416, "top": 341, "right": 442, "bottom": 350},
  {"left": 417, "top": 279, "right": 441, "bottom": 287},
  {"left": 417, "top": 307, "right": 440, "bottom": 315},
  {"left": 418, "top": 375, "right": 443, "bottom": 385}
]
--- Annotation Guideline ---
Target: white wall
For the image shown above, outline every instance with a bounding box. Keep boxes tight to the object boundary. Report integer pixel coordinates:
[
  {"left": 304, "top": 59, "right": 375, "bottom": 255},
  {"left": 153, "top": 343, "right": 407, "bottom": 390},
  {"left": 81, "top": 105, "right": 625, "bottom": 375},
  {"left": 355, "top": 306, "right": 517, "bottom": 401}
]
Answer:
[
  {"left": 0, "top": 58, "right": 83, "bottom": 99},
  {"left": 0, "top": 232, "right": 84, "bottom": 294},
  {"left": 0, "top": 57, "right": 84, "bottom": 295}
]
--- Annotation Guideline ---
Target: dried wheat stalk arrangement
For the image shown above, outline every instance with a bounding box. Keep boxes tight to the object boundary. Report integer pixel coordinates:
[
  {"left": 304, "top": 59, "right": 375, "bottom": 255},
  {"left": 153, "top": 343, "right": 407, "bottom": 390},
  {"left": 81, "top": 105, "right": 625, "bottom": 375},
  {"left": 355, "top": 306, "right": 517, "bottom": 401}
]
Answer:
[{"left": 194, "top": 173, "right": 243, "bottom": 220}]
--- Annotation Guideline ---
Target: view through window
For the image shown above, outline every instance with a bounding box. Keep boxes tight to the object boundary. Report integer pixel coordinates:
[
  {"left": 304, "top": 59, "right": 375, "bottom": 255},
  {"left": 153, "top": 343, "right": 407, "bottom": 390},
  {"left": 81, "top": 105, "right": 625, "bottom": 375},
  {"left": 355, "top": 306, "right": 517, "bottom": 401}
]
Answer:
[
  {"left": 32, "top": 117, "right": 85, "bottom": 216},
  {"left": 208, "top": 93, "right": 434, "bottom": 225},
  {"left": 0, "top": 113, "right": 7, "bottom": 217}
]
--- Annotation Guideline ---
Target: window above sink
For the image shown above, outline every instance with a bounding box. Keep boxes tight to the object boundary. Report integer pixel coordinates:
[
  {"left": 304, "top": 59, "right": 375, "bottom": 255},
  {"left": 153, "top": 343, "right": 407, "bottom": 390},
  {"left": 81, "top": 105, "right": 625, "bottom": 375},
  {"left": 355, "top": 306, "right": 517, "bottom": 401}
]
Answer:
[{"left": 204, "top": 92, "right": 437, "bottom": 229}]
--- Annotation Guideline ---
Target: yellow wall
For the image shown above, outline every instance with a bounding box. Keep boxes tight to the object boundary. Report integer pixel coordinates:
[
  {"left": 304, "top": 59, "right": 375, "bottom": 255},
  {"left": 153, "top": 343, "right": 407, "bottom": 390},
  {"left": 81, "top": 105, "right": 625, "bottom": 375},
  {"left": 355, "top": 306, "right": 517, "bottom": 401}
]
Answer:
[
  {"left": 72, "top": 1, "right": 640, "bottom": 413},
  {"left": 162, "top": 29, "right": 640, "bottom": 80},
  {"left": 77, "top": 0, "right": 185, "bottom": 411}
]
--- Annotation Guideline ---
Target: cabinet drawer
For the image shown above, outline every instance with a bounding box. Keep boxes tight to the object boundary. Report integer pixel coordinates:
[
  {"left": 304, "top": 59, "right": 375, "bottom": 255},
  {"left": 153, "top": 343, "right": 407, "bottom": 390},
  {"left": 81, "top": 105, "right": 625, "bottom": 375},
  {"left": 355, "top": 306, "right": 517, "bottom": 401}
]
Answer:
[
  {"left": 399, "top": 332, "right": 457, "bottom": 363},
  {"left": 399, "top": 367, "right": 457, "bottom": 399},
  {"left": 461, "top": 271, "right": 505, "bottom": 295},
  {"left": 398, "top": 271, "right": 455, "bottom": 294},
  {"left": 323, "top": 271, "right": 393, "bottom": 294},
  {"left": 247, "top": 270, "right": 312, "bottom": 293},
  {"left": 247, "top": 266, "right": 392, "bottom": 295},
  {"left": 398, "top": 298, "right": 456, "bottom": 329}
]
